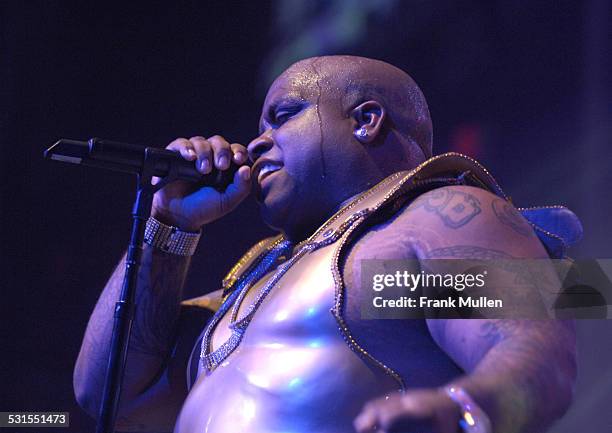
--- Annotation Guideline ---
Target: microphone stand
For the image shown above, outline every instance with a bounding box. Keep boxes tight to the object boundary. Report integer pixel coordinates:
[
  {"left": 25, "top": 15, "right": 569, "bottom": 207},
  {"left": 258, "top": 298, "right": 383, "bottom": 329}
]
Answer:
[
  {"left": 94, "top": 147, "right": 181, "bottom": 433},
  {"left": 45, "top": 137, "right": 238, "bottom": 433}
]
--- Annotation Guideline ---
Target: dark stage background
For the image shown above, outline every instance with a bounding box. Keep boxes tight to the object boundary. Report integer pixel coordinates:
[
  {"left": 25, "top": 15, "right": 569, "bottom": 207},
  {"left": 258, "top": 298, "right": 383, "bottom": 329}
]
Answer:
[{"left": 2, "top": 1, "right": 611, "bottom": 432}]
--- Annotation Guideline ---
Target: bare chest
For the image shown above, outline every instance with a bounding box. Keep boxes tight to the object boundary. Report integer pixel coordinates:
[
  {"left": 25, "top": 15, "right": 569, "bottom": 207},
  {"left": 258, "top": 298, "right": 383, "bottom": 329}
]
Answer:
[{"left": 178, "top": 244, "right": 398, "bottom": 433}]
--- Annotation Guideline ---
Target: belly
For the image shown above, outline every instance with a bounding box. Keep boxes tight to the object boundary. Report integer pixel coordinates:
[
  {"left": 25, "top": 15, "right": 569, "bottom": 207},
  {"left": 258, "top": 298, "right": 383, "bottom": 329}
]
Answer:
[
  {"left": 175, "top": 339, "right": 397, "bottom": 433},
  {"left": 174, "top": 248, "right": 399, "bottom": 433}
]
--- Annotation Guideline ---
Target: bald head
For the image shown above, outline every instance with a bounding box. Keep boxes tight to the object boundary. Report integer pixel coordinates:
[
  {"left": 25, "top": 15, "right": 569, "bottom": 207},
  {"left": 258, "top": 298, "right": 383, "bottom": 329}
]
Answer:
[
  {"left": 252, "top": 56, "right": 433, "bottom": 240},
  {"left": 280, "top": 55, "right": 433, "bottom": 161}
]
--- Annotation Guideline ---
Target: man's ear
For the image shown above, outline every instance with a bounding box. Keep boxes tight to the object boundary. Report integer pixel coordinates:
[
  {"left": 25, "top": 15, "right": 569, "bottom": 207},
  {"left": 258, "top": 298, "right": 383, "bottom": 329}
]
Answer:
[{"left": 351, "top": 100, "right": 386, "bottom": 144}]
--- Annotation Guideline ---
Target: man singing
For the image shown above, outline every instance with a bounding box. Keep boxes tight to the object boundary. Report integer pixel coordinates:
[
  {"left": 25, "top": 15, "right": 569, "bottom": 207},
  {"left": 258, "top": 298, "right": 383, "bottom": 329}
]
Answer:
[{"left": 74, "top": 56, "right": 577, "bottom": 433}]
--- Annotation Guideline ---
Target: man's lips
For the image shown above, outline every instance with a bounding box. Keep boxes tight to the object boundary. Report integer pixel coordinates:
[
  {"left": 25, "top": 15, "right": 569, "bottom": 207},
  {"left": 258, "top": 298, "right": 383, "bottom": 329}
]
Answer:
[{"left": 253, "top": 159, "right": 283, "bottom": 185}]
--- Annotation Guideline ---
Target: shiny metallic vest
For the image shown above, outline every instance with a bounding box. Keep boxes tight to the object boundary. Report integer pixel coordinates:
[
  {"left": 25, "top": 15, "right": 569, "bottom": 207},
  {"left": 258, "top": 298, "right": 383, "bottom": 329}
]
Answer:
[{"left": 183, "top": 152, "right": 582, "bottom": 389}]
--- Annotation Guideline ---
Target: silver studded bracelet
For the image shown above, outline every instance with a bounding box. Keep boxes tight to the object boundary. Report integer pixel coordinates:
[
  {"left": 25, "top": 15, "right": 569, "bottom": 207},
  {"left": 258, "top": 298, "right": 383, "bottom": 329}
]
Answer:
[{"left": 144, "top": 216, "right": 201, "bottom": 256}]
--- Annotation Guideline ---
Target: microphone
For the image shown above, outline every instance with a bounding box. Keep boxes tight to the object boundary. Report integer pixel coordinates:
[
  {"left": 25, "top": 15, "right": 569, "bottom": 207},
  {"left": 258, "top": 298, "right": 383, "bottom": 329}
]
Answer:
[{"left": 44, "top": 138, "right": 244, "bottom": 191}]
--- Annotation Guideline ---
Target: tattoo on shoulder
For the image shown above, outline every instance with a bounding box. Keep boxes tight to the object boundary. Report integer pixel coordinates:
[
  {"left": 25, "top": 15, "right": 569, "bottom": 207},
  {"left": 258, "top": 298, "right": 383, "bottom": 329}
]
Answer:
[
  {"left": 412, "top": 188, "right": 481, "bottom": 229},
  {"left": 492, "top": 199, "right": 533, "bottom": 237},
  {"left": 425, "top": 245, "right": 515, "bottom": 259}
]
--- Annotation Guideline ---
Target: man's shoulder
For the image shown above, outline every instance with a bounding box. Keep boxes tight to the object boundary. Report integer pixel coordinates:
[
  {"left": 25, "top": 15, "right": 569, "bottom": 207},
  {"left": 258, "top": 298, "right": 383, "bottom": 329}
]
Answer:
[
  {"left": 342, "top": 184, "right": 549, "bottom": 294},
  {"left": 355, "top": 184, "right": 547, "bottom": 260},
  {"left": 402, "top": 184, "right": 491, "bottom": 228}
]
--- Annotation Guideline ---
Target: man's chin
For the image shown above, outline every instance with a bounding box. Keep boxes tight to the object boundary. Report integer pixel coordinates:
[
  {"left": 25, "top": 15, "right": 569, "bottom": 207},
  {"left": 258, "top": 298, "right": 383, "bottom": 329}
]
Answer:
[{"left": 257, "top": 198, "right": 289, "bottom": 233}]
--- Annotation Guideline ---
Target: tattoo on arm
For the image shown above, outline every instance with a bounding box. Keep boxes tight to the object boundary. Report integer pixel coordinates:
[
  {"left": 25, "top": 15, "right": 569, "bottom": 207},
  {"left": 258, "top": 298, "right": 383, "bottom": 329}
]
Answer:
[
  {"left": 425, "top": 245, "right": 514, "bottom": 259},
  {"left": 81, "top": 248, "right": 190, "bottom": 373},
  {"left": 73, "top": 246, "right": 193, "bottom": 423},
  {"left": 128, "top": 250, "right": 190, "bottom": 357},
  {"left": 478, "top": 319, "right": 525, "bottom": 344},
  {"left": 473, "top": 319, "right": 576, "bottom": 431},
  {"left": 411, "top": 188, "right": 482, "bottom": 228},
  {"left": 492, "top": 199, "right": 533, "bottom": 237}
]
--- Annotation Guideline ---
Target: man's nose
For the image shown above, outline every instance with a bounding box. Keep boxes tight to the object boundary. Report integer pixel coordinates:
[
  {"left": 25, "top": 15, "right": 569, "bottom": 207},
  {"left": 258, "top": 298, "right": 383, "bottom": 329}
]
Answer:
[{"left": 247, "top": 131, "right": 274, "bottom": 163}]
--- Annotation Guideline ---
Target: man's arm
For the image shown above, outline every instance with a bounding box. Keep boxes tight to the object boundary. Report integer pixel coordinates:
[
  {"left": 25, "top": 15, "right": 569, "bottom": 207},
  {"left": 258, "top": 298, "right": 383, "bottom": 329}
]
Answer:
[
  {"left": 73, "top": 247, "right": 194, "bottom": 431},
  {"left": 354, "top": 185, "right": 577, "bottom": 433},
  {"left": 73, "top": 136, "right": 252, "bottom": 431},
  {"left": 421, "top": 186, "right": 576, "bottom": 432},
  {"left": 428, "top": 318, "right": 576, "bottom": 433}
]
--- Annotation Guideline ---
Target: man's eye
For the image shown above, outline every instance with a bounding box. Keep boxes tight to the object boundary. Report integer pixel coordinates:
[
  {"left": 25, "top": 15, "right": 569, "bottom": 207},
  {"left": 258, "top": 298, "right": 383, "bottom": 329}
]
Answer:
[{"left": 274, "top": 107, "right": 300, "bottom": 124}]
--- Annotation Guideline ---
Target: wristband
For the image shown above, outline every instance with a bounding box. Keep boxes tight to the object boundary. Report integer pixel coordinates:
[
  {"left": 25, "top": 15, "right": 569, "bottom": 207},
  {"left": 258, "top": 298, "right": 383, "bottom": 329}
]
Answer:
[
  {"left": 445, "top": 386, "right": 492, "bottom": 433},
  {"left": 144, "top": 216, "right": 201, "bottom": 256}
]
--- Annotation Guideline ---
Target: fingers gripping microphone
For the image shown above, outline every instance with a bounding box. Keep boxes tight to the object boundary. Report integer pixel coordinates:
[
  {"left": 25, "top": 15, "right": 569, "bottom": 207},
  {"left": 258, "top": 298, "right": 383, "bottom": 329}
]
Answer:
[{"left": 44, "top": 138, "right": 244, "bottom": 191}]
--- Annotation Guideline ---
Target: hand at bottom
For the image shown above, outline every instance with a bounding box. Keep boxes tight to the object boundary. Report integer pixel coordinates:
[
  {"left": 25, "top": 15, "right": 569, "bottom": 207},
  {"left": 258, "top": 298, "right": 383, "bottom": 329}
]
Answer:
[{"left": 354, "top": 388, "right": 462, "bottom": 433}]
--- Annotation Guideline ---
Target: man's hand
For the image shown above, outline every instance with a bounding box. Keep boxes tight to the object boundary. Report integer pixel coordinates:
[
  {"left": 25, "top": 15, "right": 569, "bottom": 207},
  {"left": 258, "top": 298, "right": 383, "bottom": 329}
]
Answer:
[
  {"left": 354, "top": 389, "right": 461, "bottom": 433},
  {"left": 152, "top": 135, "right": 251, "bottom": 231}
]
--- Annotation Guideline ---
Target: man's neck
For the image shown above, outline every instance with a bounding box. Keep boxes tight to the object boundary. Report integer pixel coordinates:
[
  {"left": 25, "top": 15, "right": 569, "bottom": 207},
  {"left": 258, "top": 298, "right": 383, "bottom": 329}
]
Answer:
[{"left": 282, "top": 189, "right": 369, "bottom": 245}]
